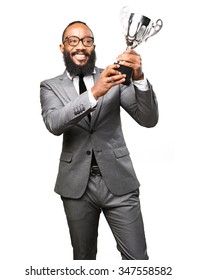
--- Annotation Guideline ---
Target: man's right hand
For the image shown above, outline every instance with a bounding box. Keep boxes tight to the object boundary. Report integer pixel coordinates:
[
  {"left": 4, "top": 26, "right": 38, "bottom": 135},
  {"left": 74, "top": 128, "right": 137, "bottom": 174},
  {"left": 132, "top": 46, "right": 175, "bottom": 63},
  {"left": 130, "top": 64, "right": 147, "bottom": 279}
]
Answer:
[{"left": 91, "top": 64, "right": 126, "bottom": 100}]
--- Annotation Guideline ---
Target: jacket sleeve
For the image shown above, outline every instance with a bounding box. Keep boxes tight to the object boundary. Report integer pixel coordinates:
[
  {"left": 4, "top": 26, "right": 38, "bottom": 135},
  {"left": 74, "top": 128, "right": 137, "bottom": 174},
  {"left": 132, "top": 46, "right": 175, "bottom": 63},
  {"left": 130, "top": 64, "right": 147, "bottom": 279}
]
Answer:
[
  {"left": 40, "top": 80, "right": 93, "bottom": 136},
  {"left": 120, "top": 80, "right": 159, "bottom": 128}
]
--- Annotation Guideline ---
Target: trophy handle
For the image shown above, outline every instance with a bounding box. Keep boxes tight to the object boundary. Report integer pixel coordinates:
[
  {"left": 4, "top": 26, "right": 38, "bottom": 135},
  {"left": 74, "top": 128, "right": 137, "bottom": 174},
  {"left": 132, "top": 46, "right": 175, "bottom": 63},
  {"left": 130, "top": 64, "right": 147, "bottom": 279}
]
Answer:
[{"left": 145, "top": 19, "right": 163, "bottom": 41}]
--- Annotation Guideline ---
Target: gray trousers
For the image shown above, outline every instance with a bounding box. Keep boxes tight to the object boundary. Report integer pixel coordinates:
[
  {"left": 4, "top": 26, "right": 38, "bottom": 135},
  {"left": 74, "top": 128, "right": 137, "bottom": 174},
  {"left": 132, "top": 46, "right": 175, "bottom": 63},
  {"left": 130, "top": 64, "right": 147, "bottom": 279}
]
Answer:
[{"left": 61, "top": 173, "right": 148, "bottom": 260}]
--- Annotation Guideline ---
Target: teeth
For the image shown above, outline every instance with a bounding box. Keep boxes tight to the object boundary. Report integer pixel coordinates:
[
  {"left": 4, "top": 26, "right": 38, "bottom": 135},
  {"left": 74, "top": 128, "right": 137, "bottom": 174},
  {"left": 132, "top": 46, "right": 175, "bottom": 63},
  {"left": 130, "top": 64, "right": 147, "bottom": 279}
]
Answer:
[{"left": 75, "top": 54, "right": 85, "bottom": 60}]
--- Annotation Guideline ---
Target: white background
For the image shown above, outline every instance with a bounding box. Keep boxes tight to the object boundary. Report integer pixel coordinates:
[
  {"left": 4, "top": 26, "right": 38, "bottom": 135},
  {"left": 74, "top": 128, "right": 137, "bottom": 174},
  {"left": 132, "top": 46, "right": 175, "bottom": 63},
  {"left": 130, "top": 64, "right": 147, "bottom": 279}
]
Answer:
[{"left": 1, "top": 0, "right": 196, "bottom": 279}]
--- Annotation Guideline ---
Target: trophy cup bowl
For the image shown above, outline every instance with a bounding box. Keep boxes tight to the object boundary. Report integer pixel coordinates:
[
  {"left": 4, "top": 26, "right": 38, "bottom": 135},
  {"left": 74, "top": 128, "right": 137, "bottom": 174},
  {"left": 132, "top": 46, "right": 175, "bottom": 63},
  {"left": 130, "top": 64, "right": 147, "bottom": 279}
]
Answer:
[{"left": 117, "top": 6, "right": 163, "bottom": 85}]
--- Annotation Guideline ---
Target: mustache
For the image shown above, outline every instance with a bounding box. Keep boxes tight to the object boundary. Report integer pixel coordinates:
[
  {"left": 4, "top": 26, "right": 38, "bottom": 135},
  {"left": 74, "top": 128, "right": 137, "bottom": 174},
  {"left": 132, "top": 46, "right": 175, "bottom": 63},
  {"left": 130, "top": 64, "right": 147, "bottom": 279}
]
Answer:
[{"left": 71, "top": 50, "right": 90, "bottom": 57}]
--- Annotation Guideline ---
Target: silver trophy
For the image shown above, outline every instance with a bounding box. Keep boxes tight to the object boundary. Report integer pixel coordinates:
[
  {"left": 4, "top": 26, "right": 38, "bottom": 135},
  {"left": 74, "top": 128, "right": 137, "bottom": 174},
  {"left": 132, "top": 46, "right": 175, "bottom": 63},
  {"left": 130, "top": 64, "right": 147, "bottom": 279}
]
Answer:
[{"left": 118, "top": 6, "right": 163, "bottom": 85}]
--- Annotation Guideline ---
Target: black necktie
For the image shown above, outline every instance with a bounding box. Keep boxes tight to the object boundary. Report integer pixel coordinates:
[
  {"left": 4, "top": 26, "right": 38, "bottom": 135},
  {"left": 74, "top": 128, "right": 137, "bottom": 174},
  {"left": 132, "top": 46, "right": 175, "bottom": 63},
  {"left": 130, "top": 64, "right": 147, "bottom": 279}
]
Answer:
[
  {"left": 78, "top": 75, "right": 91, "bottom": 122},
  {"left": 79, "top": 75, "right": 87, "bottom": 94}
]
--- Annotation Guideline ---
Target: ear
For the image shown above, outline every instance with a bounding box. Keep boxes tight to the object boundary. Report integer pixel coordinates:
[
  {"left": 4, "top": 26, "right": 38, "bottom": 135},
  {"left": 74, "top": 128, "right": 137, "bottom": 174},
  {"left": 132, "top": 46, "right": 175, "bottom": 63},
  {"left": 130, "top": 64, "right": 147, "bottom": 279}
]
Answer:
[{"left": 59, "top": 44, "right": 65, "bottom": 53}]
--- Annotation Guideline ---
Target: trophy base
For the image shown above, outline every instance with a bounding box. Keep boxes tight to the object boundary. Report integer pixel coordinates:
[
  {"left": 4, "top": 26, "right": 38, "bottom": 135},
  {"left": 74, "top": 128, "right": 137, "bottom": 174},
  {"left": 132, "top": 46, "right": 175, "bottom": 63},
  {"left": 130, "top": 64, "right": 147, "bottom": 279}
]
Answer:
[{"left": 115, "top": 63, "right": 133, "bottom": 86}]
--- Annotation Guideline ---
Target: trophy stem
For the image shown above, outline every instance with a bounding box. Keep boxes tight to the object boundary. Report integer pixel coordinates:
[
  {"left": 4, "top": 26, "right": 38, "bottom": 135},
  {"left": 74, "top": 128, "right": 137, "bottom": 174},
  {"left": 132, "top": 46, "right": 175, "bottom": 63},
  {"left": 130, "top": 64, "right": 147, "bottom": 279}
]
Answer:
[{"left": 126, "top": 46, "right": 135, "bottom": 50}]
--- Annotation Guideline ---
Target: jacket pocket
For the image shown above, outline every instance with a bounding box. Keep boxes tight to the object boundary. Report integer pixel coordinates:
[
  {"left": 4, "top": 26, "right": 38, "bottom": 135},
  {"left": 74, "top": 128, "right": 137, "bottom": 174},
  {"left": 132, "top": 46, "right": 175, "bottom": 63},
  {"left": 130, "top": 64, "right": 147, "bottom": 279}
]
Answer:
[
  {"left": 113, "top": 146, "right": 130, "bottom": 158},
  {"left": 60, "top": 151, "right": 72, "bottom": 163}
]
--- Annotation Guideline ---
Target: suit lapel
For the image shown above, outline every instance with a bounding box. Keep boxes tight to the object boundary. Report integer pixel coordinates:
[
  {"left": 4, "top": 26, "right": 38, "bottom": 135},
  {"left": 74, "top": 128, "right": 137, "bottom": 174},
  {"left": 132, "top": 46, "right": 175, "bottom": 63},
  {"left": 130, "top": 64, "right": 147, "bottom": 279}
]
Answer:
[
  {"left": 59, "top": 72, "right": 90, "bottom": 129},
  {"left": 59, "top": 73, "right": 78, "bottom": 101}
]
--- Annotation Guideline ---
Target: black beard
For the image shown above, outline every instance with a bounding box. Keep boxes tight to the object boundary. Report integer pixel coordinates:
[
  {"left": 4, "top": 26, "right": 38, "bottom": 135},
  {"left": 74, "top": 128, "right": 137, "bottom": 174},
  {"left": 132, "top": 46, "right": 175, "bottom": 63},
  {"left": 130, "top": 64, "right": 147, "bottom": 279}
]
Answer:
[{"left": 63, "top": 49, "right": 96, "bottom": 76}]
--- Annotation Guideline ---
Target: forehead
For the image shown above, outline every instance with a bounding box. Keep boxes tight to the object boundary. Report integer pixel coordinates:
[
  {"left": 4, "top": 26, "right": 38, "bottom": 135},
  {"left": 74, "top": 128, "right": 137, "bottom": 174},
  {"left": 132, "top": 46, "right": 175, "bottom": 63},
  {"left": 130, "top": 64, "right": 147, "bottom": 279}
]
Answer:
[{"left": 64, "top": 23, "right": 93, "bottom": 38}]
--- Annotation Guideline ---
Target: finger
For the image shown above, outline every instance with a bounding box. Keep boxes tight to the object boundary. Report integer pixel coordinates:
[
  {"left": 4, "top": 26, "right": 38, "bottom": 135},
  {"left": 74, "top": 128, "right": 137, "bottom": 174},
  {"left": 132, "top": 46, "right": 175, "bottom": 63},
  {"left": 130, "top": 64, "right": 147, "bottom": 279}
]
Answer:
[
  {"left": 118, "top": 55, "right": 142, "bottom": 69},
  {"left": 106, "top": 63, "right": 121, "bottom": 72},
  {"left": 106, "top": 67, "right": 121, "bottom": 77},
  {"left": 110, "top": 63, "right": 121, "bottom": 69},
  {"left": 112, "top": 76, "right": 126, "bottom": 85},
  {"left": 107, "top": 73, "right": 126, "bottom": 83}
]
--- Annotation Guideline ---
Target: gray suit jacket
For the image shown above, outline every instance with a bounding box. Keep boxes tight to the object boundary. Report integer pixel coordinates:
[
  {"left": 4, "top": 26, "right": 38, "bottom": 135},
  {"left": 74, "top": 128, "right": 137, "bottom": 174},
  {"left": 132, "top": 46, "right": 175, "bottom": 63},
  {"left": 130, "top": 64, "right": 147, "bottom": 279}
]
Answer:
[{"left": 40, "top": 67, "right": 158, "bottom": 198}]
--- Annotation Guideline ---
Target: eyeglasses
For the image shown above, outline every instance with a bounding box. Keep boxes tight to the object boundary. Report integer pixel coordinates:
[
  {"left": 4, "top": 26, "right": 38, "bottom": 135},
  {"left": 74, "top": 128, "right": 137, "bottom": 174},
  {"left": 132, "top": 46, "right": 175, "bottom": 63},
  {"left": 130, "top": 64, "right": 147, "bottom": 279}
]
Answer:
[{"left": 63, "top": 36, "right": 94, "bottom": 47}]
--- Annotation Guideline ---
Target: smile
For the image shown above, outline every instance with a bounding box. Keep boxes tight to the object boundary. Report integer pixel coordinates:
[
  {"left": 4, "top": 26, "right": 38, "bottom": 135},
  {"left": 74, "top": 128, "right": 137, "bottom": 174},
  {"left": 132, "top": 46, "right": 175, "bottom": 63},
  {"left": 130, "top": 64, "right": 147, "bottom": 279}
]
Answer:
[{"left": 74, "top": 54, "right": 87, "bottom": 61}]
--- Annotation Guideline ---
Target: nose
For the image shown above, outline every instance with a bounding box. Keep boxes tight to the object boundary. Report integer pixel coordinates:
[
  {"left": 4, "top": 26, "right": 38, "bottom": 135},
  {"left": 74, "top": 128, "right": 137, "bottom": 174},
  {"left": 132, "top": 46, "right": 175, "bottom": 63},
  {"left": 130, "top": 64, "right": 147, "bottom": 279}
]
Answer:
[{"left": 76, "top": 39, "right": 86, "bottom": 49}]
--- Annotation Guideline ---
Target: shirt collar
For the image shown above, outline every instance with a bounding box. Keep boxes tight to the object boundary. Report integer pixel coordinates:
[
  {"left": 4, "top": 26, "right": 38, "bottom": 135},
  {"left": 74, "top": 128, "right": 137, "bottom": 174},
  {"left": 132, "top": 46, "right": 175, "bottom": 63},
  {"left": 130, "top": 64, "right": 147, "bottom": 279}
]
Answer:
[{"left": 66, "top": 68, "right": 96, "bottom": 80}]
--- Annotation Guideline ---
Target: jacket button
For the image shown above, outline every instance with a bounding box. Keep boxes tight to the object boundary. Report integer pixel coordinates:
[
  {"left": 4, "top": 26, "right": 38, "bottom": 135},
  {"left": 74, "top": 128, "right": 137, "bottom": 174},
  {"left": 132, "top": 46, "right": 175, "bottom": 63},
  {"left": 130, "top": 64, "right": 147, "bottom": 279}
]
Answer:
[{"left": 86, "top": 151, "right": 91, "bottom": 155}]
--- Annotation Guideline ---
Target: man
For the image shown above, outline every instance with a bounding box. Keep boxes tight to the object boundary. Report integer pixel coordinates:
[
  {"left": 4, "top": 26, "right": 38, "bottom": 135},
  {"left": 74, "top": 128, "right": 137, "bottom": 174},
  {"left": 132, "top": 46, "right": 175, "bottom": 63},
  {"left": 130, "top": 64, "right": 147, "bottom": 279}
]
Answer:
[{"left": 40, "top": 21, "right": 158, "bottom": 260}]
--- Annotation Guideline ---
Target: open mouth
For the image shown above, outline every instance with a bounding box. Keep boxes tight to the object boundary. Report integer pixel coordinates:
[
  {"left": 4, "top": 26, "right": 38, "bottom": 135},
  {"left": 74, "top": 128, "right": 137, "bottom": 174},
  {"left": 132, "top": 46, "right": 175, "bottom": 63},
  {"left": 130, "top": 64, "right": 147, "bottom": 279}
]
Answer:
[
  {"left": 72, "top": 52, "right": 90, "bottom": 65},
  {"left": 74, "top": 54, "right": 87, "bottom": 61}
]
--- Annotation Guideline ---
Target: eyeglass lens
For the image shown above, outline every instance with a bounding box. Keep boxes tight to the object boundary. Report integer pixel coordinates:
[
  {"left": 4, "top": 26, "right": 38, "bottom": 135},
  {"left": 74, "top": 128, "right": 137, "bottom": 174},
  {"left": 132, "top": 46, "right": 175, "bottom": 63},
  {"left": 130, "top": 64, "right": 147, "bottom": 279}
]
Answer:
[{"left": 65, "top": 36, "right": 94, "bottom": 47}]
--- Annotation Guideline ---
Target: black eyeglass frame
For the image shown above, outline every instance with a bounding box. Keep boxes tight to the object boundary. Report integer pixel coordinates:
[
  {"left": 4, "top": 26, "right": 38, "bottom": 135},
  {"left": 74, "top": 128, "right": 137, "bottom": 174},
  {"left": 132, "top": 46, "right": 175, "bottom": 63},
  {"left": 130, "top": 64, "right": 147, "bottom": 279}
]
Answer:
[{"left": 63, "top": 36, "right": 94, "bottom": 47}]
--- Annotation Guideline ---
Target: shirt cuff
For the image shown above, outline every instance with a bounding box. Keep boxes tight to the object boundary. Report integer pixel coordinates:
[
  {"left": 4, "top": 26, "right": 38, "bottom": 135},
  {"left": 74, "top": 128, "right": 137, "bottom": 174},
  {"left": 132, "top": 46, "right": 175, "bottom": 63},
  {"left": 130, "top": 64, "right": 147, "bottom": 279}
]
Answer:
[
  {"left": 88, "top": 90, "right": 98, "bottom": 108},
  {"left": 133, "top": 77, "right": 149, "bottom": 91}
]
